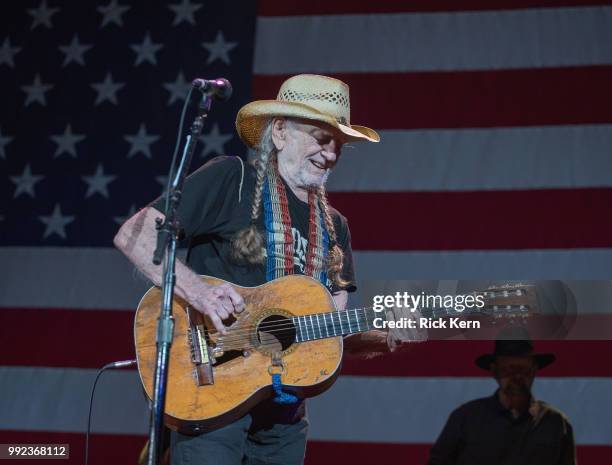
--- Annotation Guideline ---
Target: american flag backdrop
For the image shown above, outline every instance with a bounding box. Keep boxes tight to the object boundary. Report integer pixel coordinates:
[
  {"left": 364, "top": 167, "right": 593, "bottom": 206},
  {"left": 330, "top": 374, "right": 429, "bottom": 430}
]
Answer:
[{"left": 2, "top": 1, "right": 612, "bottom": 464}]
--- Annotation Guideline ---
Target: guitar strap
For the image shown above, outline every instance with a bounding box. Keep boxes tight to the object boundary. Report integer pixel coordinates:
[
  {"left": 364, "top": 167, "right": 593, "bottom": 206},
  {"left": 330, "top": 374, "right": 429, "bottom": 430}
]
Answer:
[
  {"left": 269, "top": 352, "right": 298, "bottom": 404},
  {"left": 262, "top": 159, "right": 329, "bottom": 285}
]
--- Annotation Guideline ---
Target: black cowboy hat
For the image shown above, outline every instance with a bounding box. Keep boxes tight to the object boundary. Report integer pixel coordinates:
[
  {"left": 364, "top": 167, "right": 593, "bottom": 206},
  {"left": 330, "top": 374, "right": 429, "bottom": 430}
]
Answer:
[{"left": 475, "top": 336, "right": 556, "bottom": 371}]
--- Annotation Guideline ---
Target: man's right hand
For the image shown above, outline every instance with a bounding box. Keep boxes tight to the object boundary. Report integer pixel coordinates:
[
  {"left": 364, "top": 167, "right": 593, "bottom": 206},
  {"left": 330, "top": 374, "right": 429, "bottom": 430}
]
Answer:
[
  {"left": 113, "top": 206, "right": 246, "bottom": 335},
  {"left": 188, "top": 282, "right": 245, "bottom": 334}
]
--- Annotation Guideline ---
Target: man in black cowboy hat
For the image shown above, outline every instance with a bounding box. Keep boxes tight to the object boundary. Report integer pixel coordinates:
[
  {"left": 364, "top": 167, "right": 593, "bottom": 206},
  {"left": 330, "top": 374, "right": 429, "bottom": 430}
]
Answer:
[{"left": 427, "top": 334, "right": 576, "bottom": 465}]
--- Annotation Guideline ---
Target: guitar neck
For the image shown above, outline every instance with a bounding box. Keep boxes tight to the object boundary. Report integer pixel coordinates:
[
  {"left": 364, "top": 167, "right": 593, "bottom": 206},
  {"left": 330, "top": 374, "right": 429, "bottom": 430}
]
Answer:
[
  {"left": 292, "top": 301, "right": 531, "bottom": 343},
  {"left": 292, "top": 307, "right": 382, "bottom": 342},
  {"left": 291, "top": 285, "right": 536, "bottom": 343},
  {"left": 291, "top": 307, "right": 477, "bottom": 342}
]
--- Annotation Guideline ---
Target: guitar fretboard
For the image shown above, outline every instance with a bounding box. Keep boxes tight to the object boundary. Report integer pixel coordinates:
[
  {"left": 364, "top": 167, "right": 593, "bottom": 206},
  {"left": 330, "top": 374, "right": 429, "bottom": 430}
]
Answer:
[
  {"left": 291, "top": 287, "right": 533, "bottom": 343},
  {"left": 292, "top": 308, "right": 382, "bottom": 342}
]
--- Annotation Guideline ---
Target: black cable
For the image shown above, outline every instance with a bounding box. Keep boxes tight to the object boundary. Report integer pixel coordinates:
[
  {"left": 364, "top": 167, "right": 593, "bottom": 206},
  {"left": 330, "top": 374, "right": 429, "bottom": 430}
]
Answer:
[{"left": 84, "top": 359, "right": 137, "bottom": 465}]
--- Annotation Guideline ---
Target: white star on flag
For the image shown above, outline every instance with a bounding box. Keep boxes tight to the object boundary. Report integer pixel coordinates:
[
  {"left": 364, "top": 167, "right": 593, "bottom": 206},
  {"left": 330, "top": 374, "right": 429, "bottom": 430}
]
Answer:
[
  {"left": 199, "top": 123, "right": 233, "bottom": 157},
  {"left": 202, "top": 31, "right": 237, "bottom": 65},
  {"left": 130, "top": 33, "right": 163, "bottom": 66},
  {"left": 21, "top": 74, "right": 54, "bottom": 107},
  {"left": 0, "top": 38, "right": 22, "bottom": 68},
  {"left": 113, "top": 204, "right": 137, "bottom": 225},
  {"left": 10, "top": 164, "right": 45, "bottom": 198},
  {"left": 27, "top": 0, "right": 60, "bottom": 30},
  {"left": 124, "top": 123, "right": 160, "bottom": 159},
  {"left": 163, "top": 71, "right": 192, "bottom": 105},
  {"left": 39, "top": 204, "right": 74, "bottom": 239},
  {"left": 59, "top": 35, "right": 92, "bottom": 67},
  {"left": 97, "top": 0, "right": 131, "bottom": 28},
  {"left": 82, "top": 164, "right": 117, "bottom": 198},
  {"left": 51, "top": 124, "right": 86, "bottom": 158},
  {"left": 91, "top": 73, "right": 126, "bottom": 106},
  {"left": 168, "top": 0, "right": 202, "bottom": 26},
  {"left": 0, "top": 127, "right": 13, "bottom": 159}
]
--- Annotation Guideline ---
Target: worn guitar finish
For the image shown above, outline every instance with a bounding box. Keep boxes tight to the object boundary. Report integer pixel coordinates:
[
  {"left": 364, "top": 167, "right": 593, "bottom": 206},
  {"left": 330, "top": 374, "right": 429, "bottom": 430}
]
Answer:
[
  {"left": 135, "top": 275, "right": 344, "bottom": 434},
  {"left": 135, "top": 275, "right": 536, "bottom": 434}
]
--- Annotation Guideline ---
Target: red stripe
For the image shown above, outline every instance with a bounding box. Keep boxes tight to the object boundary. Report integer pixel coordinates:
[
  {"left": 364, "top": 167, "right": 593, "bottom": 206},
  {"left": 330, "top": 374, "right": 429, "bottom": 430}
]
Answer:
[
  {"left": 2, "top": 309, "right": 612, "bottom": 375},
  {"left": 304, "top": 190, "right": 319, "bottom": 277},
  {"left": 0, "top": 431, "right": 146, "bottom": 465},
  {"left": 252, "top": 67, "right": 612, "bottom": 129},
  {"left": 0, "top": 308, "right": 135, "bottom": 368},
  {"left": 341, "top": 339, "right": 612, "bottom": 377},
  {"left": 327, "top": 188, "right": 612, "bottom": 250},
  {"left": 304, "top": 199, "right": 315, "bottom": 275},
  {"left": 305, "top": 441, "right": 611, "bottom": 465},
  {"left": 275, "top": 171, "right": 296, "bottom": 273},
  {"left": 0, "top": 432, "right": 607, "bottom": 465},
  {"left": 259, "top": 0, "right": 612, "bottom": 16}
]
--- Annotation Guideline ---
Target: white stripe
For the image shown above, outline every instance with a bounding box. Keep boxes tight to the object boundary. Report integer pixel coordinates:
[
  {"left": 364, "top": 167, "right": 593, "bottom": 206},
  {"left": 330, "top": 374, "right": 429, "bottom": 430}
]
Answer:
[
  {"left": 3, "top": 248, "right": 612, "bottom": 309},
  {"left": 255, "top": 7, "right": 612, "bottom": 74},
  {"left": 308, "top": 376, "right": 612, "bottom": 445},
  {"left": 328, "top": 126, "right": 612, "bottom": 192},
  {"left": 353, "top": 249, "right": 612, "bottom": 280},
  {"left": 2, "top": 247, "right": 151, "bottom": 310},
  {"left": 0, "top": 366, "right": 148, "bottom": 434},
  {"left": 1, "top": 366, "right": 609, "bottom": 445},
  {"left": 355, "top": 280, "right": 612, "bottom": 316}
]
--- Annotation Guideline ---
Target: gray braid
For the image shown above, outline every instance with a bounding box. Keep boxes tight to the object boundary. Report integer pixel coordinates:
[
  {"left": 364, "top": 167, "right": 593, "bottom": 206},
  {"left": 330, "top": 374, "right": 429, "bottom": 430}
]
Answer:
[
  {"left": 231, "top": 120, "right": 275, "bottom": 265},
  {"left": 250, "top": 122, "right": 274, "bottom": 223},
  {"left": 316, "top": 185, "right": 349, "bottom": 288}
]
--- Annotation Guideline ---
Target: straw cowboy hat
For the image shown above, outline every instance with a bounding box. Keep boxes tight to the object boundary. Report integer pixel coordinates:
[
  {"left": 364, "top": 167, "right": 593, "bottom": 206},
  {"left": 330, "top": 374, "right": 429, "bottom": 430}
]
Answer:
[{"left": 236, "top": 74, "right": 380, "bottom": 148}]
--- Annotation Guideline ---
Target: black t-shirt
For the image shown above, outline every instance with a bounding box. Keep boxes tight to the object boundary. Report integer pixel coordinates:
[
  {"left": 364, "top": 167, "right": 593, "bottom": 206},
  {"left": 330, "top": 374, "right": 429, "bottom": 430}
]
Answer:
[{"left": 151, "top": 156, "right": 356, "bottom": 294}]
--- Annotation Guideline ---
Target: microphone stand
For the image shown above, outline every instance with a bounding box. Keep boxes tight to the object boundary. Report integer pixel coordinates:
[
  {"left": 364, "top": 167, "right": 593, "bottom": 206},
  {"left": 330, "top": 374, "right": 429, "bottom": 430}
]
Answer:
[{"left": 147, "top": 92, "right": 213, "bottom": 465}]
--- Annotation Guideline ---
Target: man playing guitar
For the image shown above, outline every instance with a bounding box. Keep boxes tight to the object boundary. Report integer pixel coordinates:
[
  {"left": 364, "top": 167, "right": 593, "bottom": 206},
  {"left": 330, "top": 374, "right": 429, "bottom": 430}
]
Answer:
[{"left": 114, "top": 74, "right": 410, "bottom": 465}]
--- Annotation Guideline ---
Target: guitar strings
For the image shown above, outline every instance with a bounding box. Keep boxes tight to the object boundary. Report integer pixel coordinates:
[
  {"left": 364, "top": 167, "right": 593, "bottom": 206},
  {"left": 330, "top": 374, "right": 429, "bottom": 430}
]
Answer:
[
  {"left": 178, "top": 303, "right": 495, "bottom": 348},
  {"left": 139, "top": 304, "right": 496, "bottom": 348},
  {"left": 137, "top": 312, "right": 377, "bottom": 350},
  {"left": 138, "top": 326, "right": 365, "bottom": 352},
  {"left": 192, "top": 303, "right": 493, "bottom": 340},
  {"left": 198, "top": 306, "right": 377, "bottom": 339},
  {"left": 218, "top": 322, "right": 369, "bottom": 347},
  {"left": 145, "top": 288, "right": 521, "bottom": 345},
  {"left": 197, "top": 313, "right": 377, "bottom": 347},
  {"left": 174, "top": 306, "right": 373, "bottom": 339}
]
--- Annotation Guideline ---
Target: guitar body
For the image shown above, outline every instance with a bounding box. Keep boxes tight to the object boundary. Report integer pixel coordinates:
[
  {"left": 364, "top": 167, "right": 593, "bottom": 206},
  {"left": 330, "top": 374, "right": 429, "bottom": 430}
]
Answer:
[{"left": 134, "top": 275, "right": 342, "bottom": 434}]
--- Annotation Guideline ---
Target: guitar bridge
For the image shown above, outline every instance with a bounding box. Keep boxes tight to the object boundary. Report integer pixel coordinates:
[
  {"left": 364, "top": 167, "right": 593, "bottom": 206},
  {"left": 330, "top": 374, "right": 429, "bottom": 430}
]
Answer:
[
  {"left": 189, "top": 324, "right": 210, "bottom": 364},
  {"left": 187, "top": 308, "right": 214, "bottom": 386}
]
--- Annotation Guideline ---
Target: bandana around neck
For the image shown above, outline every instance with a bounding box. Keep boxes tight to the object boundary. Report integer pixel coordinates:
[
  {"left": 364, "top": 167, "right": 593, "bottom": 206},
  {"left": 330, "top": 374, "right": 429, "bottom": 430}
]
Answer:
[{"left": 262, "top": 161, "right": 329, "bottom": 285}]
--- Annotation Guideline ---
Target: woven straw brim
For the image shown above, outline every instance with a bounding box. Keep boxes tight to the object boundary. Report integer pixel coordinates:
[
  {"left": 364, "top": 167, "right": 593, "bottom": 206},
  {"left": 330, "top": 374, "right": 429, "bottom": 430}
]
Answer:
[{"left": 236, "top": 100, "right": 380, "bottom": 148}]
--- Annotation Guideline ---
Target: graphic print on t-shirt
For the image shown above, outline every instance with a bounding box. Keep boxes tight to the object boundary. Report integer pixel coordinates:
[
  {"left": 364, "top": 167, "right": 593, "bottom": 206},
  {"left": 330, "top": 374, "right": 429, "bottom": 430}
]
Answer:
[
  {"left": 292, "top": 226, "right": 333, "bottom": 288},
  {"left": 292, "top": 227, "right": 308, "bottom": 273}
]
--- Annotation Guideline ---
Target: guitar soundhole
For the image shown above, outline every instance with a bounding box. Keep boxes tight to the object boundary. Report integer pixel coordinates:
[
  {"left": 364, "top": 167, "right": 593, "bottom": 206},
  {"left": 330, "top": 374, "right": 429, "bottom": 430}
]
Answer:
[{"left": 256, "top": 314, "right": 296, "bottom": 353}]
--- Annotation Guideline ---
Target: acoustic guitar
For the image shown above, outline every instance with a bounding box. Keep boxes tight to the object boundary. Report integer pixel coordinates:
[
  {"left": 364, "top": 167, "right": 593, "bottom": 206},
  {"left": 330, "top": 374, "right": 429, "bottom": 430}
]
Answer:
[{"left": 134, "top": 275, "right": 535, "bottom": 434}]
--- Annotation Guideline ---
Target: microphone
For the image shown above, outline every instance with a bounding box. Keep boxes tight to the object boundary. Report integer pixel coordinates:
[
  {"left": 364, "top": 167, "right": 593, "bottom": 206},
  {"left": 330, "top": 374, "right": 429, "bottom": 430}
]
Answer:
[{"left": 192, "top": 78, "right": 232, "bottom": 101}]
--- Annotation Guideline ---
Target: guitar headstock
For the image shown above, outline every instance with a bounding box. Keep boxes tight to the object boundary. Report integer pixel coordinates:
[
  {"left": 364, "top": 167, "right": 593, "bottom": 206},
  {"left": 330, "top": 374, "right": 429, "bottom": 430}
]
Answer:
[{"left": 470, "top": 284, "right": 538, "bottom": 322}]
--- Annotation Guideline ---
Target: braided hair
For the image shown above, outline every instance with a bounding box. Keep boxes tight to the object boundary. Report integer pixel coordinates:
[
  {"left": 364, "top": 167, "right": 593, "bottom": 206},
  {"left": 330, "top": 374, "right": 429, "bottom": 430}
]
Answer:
[
  {"left": 315, "top": 184, "right": 349, "bottom": 288},
  {"left": 231, "top": 118, "right": 348, "bottom": 288},
  {"left": 230, "top": 121, "right": 274, "bottom": 265}
]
